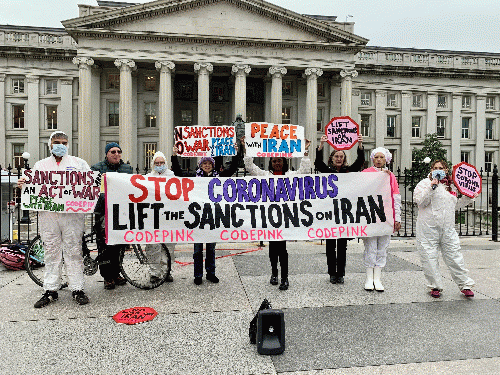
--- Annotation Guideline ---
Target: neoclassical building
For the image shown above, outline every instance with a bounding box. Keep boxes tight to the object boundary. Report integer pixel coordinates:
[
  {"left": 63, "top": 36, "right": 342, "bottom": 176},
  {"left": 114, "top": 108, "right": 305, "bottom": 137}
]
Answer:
[{"left": 1, "top": 0, "right": 500, "bottom": 174}]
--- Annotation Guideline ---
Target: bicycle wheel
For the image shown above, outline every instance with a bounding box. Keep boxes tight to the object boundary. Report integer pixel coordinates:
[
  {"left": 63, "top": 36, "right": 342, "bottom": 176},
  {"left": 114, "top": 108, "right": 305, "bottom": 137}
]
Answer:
[
  {"left": 24, "top": 235, "right": 69, "bottom": 289},
  {"left": 119, "top": 243, "right": 171, "bottom": 289}
]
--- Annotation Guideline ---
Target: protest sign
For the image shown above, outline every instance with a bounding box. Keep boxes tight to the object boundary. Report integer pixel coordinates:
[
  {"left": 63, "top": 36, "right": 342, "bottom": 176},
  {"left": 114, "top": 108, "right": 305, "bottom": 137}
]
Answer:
[
  {"left": 244, "top": 122, "right": 305, "bottom": 158},
  {"left": 174, "top": 125, "right": 236, "bottom": 157},
  {"left": 20, "top": 170, "right": 101, "bottom": 213},
  {"left": 452, "top": 162, "right": 482, "bottom": 198},
  {"left": 325, "top": 116, "right": 359, "bottom": 150},
  {"left": 104, "top": 172, "right": 394, "bottom": 245},
  {"left": 113, "top": 307, "right": 158, "bottom": 325}
]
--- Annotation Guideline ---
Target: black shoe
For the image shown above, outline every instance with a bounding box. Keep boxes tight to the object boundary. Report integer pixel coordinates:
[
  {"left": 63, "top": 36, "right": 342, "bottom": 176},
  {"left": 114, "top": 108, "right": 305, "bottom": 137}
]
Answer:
[
  {"left": 194, "top": 277, "right": 203, "bottom": 285},
  {"left": 206, "top": 274, "right": 219, "bottom": 283},
  {"left": 165, "top": 273, "right": 174, "bottom": 282},
  {"left": 279, "top": 278, "right": 289, "bottom": 290},
  {"left": 34, "top": 291, "right": 58, "bottom": 308},
  {"left": 329, "top": 276, "right": 337, "bottom": 284},
  {"left": 115, "top": 276, "right": 127, "bottom": 286},
  {"left": 270, "top": 275, "right": 279, "bottom": 285},
  {"left": 336, "top": 276, "right": 345, "bottom": 284},
  {"left": 104, "top": 279, "right": 115, "bottom": 290},
  {"left": 72, "top": 290, "right": 89, "bottom": 305}
]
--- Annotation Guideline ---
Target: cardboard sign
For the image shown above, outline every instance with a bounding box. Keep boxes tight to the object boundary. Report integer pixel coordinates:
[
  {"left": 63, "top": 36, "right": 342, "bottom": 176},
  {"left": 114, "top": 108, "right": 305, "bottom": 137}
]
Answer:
[
  {"left": 325, "top": 116, "right": 359, "bottom": 150},
  {"left": 20, "top": 170, "right": 101, "bottom": 213},
  {"left": 174, "top": 125, "right": 236, "bottom": 157},
  {"left": 113, "top": 307, "right": 158, "bottom": 325},
  {"left": 452, "top": 162, "right": 482, "bottom": 198},
  {"left": 104, "top": 172, "right": 394, "bottom": 245},
  {"left": 244, "top": 122, "right": 305, "bottom": 158}
]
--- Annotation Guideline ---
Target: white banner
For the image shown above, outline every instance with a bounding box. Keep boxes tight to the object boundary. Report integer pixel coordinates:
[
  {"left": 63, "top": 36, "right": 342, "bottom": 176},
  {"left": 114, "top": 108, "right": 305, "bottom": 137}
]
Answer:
[
  {"left": 244, "top": 122, "right": 305, "bottom": 158},
  {"left": 21, "top": 170, "right": 101, "bottom": 213},
  {"left": 174, "top": 125, "right": 236, "bottom": 157},
  {"left": 105, "top": 172, "right": 394, "bottom": 245}
]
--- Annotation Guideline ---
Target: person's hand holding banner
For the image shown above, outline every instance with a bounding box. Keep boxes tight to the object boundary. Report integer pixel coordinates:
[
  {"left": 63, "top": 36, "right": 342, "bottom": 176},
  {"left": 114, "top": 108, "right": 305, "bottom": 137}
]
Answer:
[{"left": 325, "top": 116, "right": 360, "bottom": 151}]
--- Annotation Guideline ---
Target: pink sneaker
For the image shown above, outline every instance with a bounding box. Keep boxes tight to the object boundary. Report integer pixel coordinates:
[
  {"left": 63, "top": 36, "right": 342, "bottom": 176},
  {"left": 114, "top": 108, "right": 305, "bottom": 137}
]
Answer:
[
  {"left": 461, "top": 289, "right": 474, "bottom": 298},
  {"left": 430, "top": 289, "right": 440, "bottom": 298}
]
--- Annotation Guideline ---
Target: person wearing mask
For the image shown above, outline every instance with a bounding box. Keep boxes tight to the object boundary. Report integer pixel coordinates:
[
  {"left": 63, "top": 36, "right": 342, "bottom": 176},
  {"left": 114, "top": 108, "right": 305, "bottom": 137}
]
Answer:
[
  {"left": 361, "top": 148, "right": 401, "bottom": 291},
  {"left": 243, "top": 139, "right": 311, "bottom": 290},
  {"left": 315, "top": 134, "right": 364, "bottom": 284},
  {"left": 18, "top": 131, "right": 90, "bottom": 307},
  {"left": 171, "top": 147, "right": 240, "bottom": 285},
  {"left": 91, "top": 142, "right": 133, "bottom": 290},
  {"left": 414, "top": 160, "right": 476, "bottom": 298}
]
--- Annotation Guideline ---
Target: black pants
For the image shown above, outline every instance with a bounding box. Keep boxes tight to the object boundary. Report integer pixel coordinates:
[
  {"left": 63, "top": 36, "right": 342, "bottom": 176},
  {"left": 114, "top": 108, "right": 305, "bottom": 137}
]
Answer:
[
  {"left": 326, "top": 238, "right": 348, "bottom": 277},
  {"left": 269, "top": 241, "right": 288, "bottom": 279},
  {"left": 96, "top": 236, "right": 122, "bottom": 281}
]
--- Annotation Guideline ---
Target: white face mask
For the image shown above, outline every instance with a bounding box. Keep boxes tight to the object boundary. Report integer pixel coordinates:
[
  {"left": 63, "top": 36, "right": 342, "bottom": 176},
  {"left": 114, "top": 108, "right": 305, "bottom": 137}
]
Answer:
[
  {"left": 154, "top": 165, "right": 167, "bottom": 173},
  {"left": 51, "top": 144, "right": 68, "bottom": 157}
]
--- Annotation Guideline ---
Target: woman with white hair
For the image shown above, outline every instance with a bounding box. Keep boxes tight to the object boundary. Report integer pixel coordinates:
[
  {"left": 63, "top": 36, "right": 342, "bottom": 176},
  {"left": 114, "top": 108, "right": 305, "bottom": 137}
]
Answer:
[{"left": 361, "top": 147, "right": 401, "bottom": 292}]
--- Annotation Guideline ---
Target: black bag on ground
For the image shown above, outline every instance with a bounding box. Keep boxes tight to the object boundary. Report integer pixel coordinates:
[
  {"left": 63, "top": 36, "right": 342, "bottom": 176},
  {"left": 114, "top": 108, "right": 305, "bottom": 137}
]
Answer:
[{"left": 249, "top": 298, "right": 272, "bottom": 344}]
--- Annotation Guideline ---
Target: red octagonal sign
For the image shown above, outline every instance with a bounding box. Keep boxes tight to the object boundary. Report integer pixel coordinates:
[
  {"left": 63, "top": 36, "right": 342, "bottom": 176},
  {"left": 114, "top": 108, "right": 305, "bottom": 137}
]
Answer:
[
  {"left": 325, "top": 116, "right": 359, "bottom": 151},
  {"left": 113, "top": 306, "right": 158, "bottom": 325},
  {"left": 452, "top": 162, "right": 482, "bottom": 198}
]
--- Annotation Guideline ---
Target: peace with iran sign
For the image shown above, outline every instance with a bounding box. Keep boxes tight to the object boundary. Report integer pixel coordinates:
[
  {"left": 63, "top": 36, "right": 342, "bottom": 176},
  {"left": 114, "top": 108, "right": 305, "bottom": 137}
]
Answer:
[{"left": 324, "top": 116, "right": 360, "bottom": 151}]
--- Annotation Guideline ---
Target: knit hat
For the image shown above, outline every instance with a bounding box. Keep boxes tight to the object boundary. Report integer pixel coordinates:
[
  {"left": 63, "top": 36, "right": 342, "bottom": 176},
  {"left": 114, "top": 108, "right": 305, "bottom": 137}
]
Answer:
[
  {"left": 370, "top": 147, "right": 392, "bottom": 163},
  {"left": 197, "top": 156, "right": 215, "bottom": 168},
  {"left": 105, "top": 142, "right": 121, "bottom": 155}
]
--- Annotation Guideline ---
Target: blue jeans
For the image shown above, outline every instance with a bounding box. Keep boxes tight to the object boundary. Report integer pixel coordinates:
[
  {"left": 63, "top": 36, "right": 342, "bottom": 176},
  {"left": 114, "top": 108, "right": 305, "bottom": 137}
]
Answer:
[{"left": 193, "top": 243, "right": 216, "bottom": 278}]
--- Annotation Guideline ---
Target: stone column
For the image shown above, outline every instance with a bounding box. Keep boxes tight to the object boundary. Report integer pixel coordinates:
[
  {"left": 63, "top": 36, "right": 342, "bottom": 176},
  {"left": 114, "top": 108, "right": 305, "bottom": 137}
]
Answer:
[
  {"left": 59, "top": 78, "right": 73, "bottom": 151},
  {"left": 194, "top": 62, "right": 213, "bottom": 126},
  {"left": 340, "top": 69, "right": 358, "bottom": 117},
  {"left": 73, "top": 56, "right": 94, "bottom": 162},
  {"left": 114, "top": 59, "right": 136, "bottom": 166},
  {"left": 375, "top": 90, "right": 386, "bottom": 148},
  {"left": 156, "top": 61, "right": 175, "bottom": 160},
  {"left": 304, "top": 68, "right": 323, "bottom": 162},
  {"left": 400, "top": 91, "right": 412, "bottom": 170},
  {"left": 0, "top": 74, "right": 5, "bottom": 166},
  {"left": 268, "top": 66, "right": 287, "bottom": 123},
  {"left": 231, "top": 64, "right": 251, "bottom": 121},
  {"left": 426, "top": 92, "right": 437, "bottom": 134},
  {"left": 26, "top": 75, "right": 40, "bottom": 161},
  {"left": 476, "top": 95, "right": 486, "bottom": 169},
  {"left": 90, "top": 66, "right": 101, "bottom": 166},
  {"left": 451, "top": 94, "right": 462, "bottom": 165}
]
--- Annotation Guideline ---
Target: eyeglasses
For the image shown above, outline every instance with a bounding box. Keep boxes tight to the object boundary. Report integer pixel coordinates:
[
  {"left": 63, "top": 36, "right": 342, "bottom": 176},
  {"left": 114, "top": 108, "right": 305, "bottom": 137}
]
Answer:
[
  {"left": 109, "top": 150, "right": 122, "bottom": 154},
  {"left": 154, "top": 162, "right": 165, "bottom": 166}
]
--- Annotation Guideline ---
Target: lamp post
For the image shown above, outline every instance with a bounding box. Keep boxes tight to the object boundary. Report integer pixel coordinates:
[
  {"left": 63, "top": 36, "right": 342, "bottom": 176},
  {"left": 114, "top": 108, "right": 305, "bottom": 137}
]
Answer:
[{"left": 19, "top": 152, "right": 31, "bottom": 224}]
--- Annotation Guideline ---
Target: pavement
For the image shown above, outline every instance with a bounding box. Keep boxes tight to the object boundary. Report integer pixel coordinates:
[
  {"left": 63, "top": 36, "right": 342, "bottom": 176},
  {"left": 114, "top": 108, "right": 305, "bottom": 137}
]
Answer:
[{"left": 1, "top": 236, "right": 500, "bottom": 375}]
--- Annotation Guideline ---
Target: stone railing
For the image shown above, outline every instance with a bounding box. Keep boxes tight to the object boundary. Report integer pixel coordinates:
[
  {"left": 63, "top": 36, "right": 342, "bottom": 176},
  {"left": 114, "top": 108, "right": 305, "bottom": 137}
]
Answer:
[
  {"left": 356, "top": 48, "right": 500, "bottom": 70},
  {"left": 0, "top": 30, "right": 76, "bottom": 49}
]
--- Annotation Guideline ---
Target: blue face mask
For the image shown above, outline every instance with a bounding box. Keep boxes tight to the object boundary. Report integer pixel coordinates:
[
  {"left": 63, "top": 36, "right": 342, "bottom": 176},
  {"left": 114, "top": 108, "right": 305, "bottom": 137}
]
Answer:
[
  {"left": 154, "top": 165, "right": 167, "bottom": 174},
  {"left": 51, "top": 144, "right": 68, "bottom": 157},
  {"left": 431, "top": 170, "right": 446, "bottom": 180}
]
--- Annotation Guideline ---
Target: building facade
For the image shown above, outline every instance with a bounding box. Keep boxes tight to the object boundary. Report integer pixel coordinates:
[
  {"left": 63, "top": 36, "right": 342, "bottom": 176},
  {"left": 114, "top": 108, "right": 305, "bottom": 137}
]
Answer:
[{"left": 1, "top": 0, "right": 500, "bottom": 174}]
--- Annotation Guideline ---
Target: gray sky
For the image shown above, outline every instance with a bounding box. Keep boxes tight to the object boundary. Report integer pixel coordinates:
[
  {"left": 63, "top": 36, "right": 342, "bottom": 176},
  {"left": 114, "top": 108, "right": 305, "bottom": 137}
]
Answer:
[{"left": 1, "top": 0, "right": 499, "bottom": 53}]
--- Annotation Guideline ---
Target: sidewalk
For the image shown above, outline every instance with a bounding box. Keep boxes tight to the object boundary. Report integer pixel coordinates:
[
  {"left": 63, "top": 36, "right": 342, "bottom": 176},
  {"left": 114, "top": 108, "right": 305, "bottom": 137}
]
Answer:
[{"left": 1, "top": 237, "right": 500, "bottom": 374}]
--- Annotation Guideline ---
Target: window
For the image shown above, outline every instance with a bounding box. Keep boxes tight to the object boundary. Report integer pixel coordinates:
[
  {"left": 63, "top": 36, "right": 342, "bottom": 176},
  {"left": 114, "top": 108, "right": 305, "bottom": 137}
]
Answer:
[
  {"left": 437, "top": 117, "right": 446, "bottom": 138},
  {"left": 46, "top": 105, "right": 57, "bottom": 130},
  {"left": 462, "top": 95, "right": 471, "bottom": 109},
  {"left": 282, "top": 107, "right": 291, "bottom": 124},
  {"left": 212, "top": 110, "right": 223, "bottom": 125},
  {"left": 177, "top": 81, "right": 193, "bottom": 100},
  {"left": 145, "top": 103, "right": 156, "bottom": 128},
  {"left": 13, "top": 144, "right": 24, "bottom": 169},
  {"left": 46, "top": 80, "right": 57, "bottom": 95},
  {"left": 461, "top": 118, "right": 470, "bottom": 139},
  {"left": 486, "top": 96, "right": 495, "bottom": 110},
  {"left": 282, "top": 82, "right": 293, "bottom": 96},
  {"left": 361, "top": 92, "right": 371, "bottom": 106},
  {"left": 13, "top": 105, "right": 25, "bottom": 129},
  {"left": 387, "top": 93, "right": 396, "bottom": 107},
  {"left": 144, "top": 75, "right": 156, "bottom": 91},
  {"left": 438, "top": 95, "right": 447, "bottom": 108},
  {"left": 485, "top": 152, "right": 494, "bottom": 173},
  {"left": 461, "top": 151, "right": 469, "bottom": 163},
  {"left": 181, "top": 109, "right": 192, "bottom": 125},
  {"left": 386, "top": 115, "right": 396, "bottom": 137},
  {"left": 143, "top": 142, "right": 157, "bottom": 169},
  {"left": 109, "top": 102, "right": 119, "bottom": 126},
  {"left": 212, "top": 83, "right": 225, "bottom": 102},
  {"left": 317, "top": 82, "right": 325, "bottom": 97},
  {"left": 12, "top": 79, "right": 24, "bottom": 94},
  {"left": 486, "top": 119, "right": 494, "bottom": 140},
  {"left": 360, "top": 114, "right": 370, "bottom": 137},
  {"left": 412, "top": 94, "right": 422, "bottom": 108},
  {"left": 388, "top": 149, "right": 396, "bottom": 172},
  {"left": 317, "top": 108, "right": 324, "bottom": 131},
  {"left": 411, "top": 117, "right": 421, "bottom": 138},
  {"left": 107, "top": 73, "right": 120, "bottom": 90}
]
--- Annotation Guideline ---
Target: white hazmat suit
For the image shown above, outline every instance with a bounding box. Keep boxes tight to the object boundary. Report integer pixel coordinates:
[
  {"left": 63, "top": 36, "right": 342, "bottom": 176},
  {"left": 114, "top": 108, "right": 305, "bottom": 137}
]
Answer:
[{"left": 414, "top": 178, "right": 475, "bottom": 291}]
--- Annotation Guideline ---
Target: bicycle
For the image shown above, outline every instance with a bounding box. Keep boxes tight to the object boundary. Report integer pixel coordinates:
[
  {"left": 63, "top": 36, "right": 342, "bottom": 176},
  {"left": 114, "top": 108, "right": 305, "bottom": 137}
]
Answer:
[{"left": 25, "top": 230, "right": 172, "bottom": 290}]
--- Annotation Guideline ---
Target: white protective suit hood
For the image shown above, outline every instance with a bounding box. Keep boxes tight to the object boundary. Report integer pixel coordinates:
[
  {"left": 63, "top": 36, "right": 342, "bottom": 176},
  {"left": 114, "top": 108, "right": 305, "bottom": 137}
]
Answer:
[{"left": 149, "top": 151, "right": 174, "bottom": 176}]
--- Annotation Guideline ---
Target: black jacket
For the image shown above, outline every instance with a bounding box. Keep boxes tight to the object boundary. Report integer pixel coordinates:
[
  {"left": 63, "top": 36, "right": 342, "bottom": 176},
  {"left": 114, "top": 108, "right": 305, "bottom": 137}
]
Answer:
[
  {"left": 171, "top": 155, "right": 240, "bottom": 178},
  {"left": 315, "top": 147, "right": 365, "bottom": 174}
]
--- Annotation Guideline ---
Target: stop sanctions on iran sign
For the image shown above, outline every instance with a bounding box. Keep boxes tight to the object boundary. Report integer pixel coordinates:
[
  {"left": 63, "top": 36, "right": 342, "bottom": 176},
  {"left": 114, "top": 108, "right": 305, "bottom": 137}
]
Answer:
[
  {"left": 325, "top": 116, "right": 360, "bottom": 150},
  {"left": 452, "top": 162, "right": 482, "bottom": 198}
]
